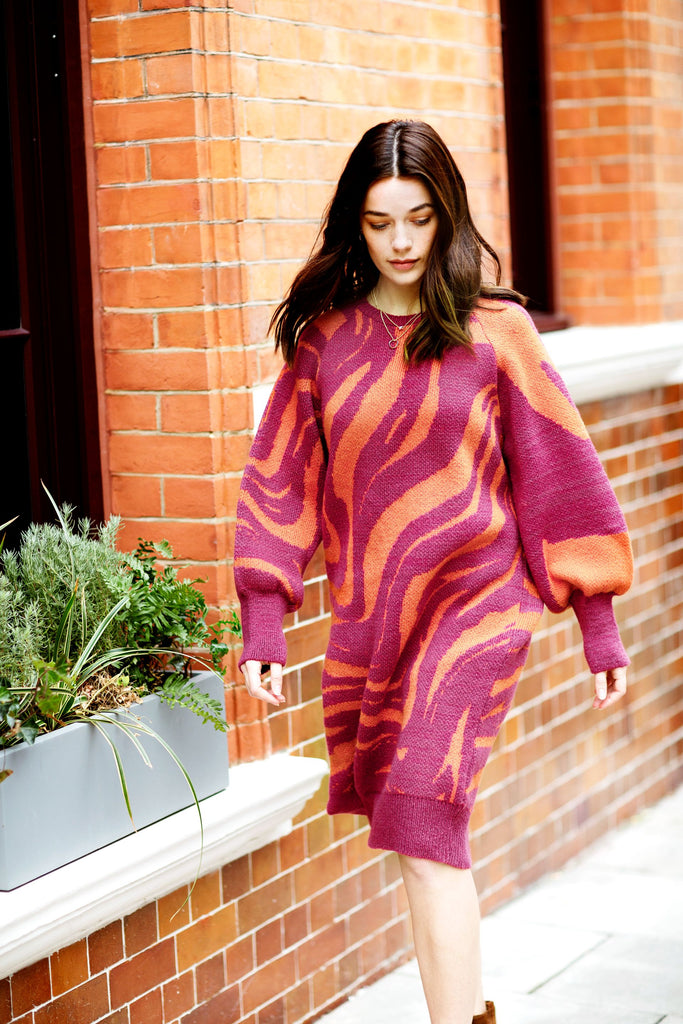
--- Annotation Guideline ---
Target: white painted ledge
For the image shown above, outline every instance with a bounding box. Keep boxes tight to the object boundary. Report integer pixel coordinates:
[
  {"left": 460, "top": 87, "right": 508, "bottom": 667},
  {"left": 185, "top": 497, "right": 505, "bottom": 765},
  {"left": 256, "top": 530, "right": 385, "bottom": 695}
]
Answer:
[
  {"left": 0, "top": 754, "right": 328, "bottom": 980},
  {"left": 543, "top": 320, "right": 683, "bottom": 405}
]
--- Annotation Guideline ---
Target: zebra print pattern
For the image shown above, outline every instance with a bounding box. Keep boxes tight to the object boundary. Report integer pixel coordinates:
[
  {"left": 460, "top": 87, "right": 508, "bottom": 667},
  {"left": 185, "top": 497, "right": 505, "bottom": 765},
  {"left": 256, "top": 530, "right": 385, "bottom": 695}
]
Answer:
[{"left": 235, "top": 299, "right": 632, "bottom": 866}]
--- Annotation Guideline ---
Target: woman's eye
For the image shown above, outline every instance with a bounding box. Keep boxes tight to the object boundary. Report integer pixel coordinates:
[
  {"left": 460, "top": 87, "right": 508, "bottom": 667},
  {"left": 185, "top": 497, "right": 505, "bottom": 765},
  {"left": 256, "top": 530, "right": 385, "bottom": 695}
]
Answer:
[
  {"left": 414, "top": 217, "right": 432, "bottom": 227},
  {"left": 369, "top": 223, "right": 389, "bottom": 231}
]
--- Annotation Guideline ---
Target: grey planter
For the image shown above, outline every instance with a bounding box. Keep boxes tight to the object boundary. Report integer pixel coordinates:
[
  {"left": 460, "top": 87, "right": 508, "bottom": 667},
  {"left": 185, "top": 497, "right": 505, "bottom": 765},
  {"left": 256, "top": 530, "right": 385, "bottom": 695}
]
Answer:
[{"left": 0, "top": 670, "right": 229, "bottom": 890}]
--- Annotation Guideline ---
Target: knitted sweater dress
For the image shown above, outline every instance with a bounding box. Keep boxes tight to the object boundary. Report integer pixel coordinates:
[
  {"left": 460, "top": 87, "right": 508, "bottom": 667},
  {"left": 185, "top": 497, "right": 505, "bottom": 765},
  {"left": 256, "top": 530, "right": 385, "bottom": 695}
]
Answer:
[{"left": 234, "top": 298, "right": 633, "bottom": 868}]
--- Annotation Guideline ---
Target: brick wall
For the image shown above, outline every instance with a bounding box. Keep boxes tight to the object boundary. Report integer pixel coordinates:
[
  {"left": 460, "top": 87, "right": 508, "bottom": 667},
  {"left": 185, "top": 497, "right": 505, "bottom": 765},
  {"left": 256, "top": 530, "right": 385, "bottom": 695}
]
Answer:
[
  {"left": 548, "top": 0, "right": 683, "bottom": 324},
  {"left": 2, "top": 1, "right": 680, "bottom": 1022}
]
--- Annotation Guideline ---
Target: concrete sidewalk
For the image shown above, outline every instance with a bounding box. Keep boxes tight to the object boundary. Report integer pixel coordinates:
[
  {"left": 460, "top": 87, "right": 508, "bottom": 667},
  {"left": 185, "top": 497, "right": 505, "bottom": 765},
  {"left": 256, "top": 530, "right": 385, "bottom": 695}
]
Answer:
[{"left": 319, "top": 784, "right": 683, "bottom": 1024}]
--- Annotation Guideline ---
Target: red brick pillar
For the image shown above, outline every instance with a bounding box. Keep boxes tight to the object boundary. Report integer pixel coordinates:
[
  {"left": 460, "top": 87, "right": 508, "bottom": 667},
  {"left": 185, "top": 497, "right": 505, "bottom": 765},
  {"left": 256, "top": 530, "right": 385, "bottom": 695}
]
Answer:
[
  {"left": 547, "top": 0, "right": 683, "bottom": 324},
  {"left": 85, "top": 0, "right": 266, "bottom": 760}
]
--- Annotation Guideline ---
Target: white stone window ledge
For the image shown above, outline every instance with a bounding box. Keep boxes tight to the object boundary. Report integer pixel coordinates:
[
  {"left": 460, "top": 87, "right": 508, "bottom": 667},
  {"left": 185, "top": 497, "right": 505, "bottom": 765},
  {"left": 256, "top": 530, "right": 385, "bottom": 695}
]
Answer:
[
  {"left": 543, "top": 320, "right": 683, "bottom": 405},
  {"left": 0, "top": 754, "right": 328, "bottom": 980}
]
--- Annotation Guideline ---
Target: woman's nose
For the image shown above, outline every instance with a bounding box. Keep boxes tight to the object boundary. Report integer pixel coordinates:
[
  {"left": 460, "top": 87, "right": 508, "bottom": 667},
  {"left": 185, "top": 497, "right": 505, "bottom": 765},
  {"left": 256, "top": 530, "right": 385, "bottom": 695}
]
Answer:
[{"left": 392, "top": 228, "right": 411, "bottom": 251}]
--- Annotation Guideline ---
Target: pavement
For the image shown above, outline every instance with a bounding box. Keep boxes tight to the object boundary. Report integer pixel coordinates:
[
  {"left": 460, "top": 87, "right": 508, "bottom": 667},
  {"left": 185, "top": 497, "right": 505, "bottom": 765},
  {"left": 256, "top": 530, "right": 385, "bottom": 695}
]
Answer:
[{"left": 318, "top": 784, "right": 683, "bottom": 1024}]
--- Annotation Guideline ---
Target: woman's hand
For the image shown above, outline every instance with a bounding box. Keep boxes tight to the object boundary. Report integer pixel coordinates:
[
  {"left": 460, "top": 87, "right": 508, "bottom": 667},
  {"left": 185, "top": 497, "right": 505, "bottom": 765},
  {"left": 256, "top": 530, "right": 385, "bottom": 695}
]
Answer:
[
  {"left": 592, "top": 666, "right": 627, "bottom": 710},
  {"left": 240, "top": 660, "right": 286, "bottom": 707}
]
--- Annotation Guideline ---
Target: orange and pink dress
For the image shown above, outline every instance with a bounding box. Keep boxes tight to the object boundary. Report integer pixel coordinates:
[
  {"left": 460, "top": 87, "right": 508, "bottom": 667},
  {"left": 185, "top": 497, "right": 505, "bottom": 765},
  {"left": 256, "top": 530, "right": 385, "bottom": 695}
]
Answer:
[{"left": 234, "top": 299, "right": 633, "bottom": 867}]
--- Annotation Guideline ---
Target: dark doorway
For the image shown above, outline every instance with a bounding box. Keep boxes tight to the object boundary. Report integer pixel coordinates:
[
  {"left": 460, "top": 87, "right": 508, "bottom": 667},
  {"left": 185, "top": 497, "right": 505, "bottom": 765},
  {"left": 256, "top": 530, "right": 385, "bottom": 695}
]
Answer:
[
  {"left": 1, "top": 0, "right": 103, "bottom": 549},
  {"left": 499, "top": 0, "right": 569, "bottom": 330}
]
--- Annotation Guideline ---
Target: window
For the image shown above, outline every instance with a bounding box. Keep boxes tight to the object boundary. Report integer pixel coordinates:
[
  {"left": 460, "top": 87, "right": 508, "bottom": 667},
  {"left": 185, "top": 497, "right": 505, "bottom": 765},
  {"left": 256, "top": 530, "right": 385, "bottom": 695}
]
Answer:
[
  {"left": 1, "top": 0, "right": 102, "bottom": 547},
  {"left": 499, "top": 0, "right": 570, "bottom": 331}
]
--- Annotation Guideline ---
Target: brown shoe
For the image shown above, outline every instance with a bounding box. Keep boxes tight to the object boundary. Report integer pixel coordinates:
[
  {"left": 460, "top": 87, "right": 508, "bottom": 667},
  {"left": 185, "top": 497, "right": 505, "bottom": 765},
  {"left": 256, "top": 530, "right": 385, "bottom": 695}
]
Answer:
[{"left": 472, "top": 1002, "right": 496, "bottom": 1024}]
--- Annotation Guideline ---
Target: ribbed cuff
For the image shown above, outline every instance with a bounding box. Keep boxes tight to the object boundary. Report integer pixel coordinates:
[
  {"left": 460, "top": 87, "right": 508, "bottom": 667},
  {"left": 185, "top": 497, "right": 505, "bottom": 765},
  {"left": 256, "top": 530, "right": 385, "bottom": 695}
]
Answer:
[
  {"left": 366, "top": 791, "right": 473, "bottom": 869},
  {"left": 570, "top": 591, "right": 630, "bottom": 674},
  {"left": 237, "top": 592, "right": 289, "bottom": 668}
]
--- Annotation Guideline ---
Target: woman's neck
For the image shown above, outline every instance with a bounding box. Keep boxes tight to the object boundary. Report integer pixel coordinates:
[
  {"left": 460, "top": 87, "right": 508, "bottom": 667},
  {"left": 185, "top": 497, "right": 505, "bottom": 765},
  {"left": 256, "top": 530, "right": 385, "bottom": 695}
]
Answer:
[{"left": 367, "top": 283, "right": 422, "bottom": 316}]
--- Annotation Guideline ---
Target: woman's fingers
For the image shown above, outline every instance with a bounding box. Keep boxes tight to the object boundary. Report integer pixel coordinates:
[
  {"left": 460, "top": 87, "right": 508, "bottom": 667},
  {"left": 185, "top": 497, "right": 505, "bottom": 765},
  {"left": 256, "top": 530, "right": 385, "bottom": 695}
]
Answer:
[
  {"left": 593, "top": 666, "right": 627, "bottom": 710},
  {"left": 240, "top": 660, "right": 286, "bottom": 707}
]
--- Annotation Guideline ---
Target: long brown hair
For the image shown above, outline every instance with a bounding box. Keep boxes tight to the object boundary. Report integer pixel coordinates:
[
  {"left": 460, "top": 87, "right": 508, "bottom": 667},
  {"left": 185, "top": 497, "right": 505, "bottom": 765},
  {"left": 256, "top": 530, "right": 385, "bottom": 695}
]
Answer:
[{"left": 271, "top": 120, "right": 524, "bottom": 365}]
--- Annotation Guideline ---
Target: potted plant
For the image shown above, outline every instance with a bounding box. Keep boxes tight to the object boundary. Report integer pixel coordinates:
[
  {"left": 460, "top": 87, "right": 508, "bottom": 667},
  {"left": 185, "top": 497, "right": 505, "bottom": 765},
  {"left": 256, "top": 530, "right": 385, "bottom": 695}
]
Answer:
[{"left": 0, "top": 493, "right": 240, "bottom": 890}]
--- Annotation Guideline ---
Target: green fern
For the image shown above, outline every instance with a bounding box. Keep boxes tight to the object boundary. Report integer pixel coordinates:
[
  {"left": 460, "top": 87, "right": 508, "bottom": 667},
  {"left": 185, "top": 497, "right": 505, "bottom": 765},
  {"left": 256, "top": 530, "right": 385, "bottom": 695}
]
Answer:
[{"left": 158, "top": 675, "right": 228, "bottom": 732}]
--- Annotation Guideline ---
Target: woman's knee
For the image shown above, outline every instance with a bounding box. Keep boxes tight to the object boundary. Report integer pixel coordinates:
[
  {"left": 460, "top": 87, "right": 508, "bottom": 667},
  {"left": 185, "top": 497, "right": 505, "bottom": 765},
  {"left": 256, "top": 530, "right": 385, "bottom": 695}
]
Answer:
[{"left": 399, "top": 854, "right": 472, "bottom": 891}]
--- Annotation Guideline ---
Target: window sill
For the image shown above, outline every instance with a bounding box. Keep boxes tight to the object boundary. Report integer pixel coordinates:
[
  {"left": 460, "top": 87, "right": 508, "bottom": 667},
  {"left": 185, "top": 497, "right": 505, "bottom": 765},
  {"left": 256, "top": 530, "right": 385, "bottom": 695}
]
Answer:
[
  {"left": 0, "top": 754, "right": 328, "bottom": 980},
  {"left": 543, "top": 320, "right": 683, "bottom": 405}
]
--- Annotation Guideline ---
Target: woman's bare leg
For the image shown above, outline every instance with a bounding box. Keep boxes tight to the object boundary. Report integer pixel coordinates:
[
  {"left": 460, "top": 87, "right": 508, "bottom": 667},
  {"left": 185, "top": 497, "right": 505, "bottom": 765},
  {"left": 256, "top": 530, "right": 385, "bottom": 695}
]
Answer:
[{"left": 399, "top": 855, "right": 486, "bottom": 1024}]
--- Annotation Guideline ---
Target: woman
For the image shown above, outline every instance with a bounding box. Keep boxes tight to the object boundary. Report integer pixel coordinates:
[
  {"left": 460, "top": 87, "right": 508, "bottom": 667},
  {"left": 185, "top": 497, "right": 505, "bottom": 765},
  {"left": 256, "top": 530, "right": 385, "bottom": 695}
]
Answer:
[{"left": 234, "top": 120, "right": 632, "bottom": 1024}]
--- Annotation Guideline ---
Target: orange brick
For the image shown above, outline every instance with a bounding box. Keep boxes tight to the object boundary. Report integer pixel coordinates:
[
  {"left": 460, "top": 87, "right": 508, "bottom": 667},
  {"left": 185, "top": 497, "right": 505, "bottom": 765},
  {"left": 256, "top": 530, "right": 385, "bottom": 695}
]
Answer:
[
  {"left": 34, "top": 977, "right": 109, "bottom": 1024},
  {"left": 109, "top": 940, "right": 175, "bottom": 1008},
  {"left": 215, "top": 266, "right": 242, "bottom": 305},
  {"left": 91, "top": 59, "right": 144, "bottom": 101},
  {"left": 176, "top": 905, "right": 238, "bottom": 972},
  {"left": 101, "top": 267, "right": 207, "bottom": 309},
  {"left": 0, "top": 980, "right": 9, "bottom": 1024},
  {"left": 88, "top": 921, "right": 124, "bottom": 974},
  {"left": 157, "top": 310, "right": 211, "bottom": 348},
  {"left": 158, "top": 886, "right": 191, "bottom": 937},
  {"left": 212, "top": 222, "right": 239, "bottom": 262},
  {"left": 109, "top": 433, "right": 214, "bottom": 475},
  {"left": 50, "top": 940, "right": 89, "bottom": 997},
  {"left": 9, "top": 959, "right": 51, "bottom": 1016},
  {"left": 100, "top": 227, "right": 153, "bottom": 269},
  {"left": 93, "top": 98, "right": 197, "bottom": 144},
  {"left": 90, "top": 12, "right": 192, "bottom": 60},
  {"left": 148, "top": 141, "right": 200, "bottom": 181},
  {"left": 97, "top": 182, "right": 202, "bottom": 227},
  {"left": 160, "top": 394, "right": 212, "bottom": 432},
  {"left": 142, "top": 0, "right": 194, "bottom": 7},
  {"left": 162, "top": 971, "right": 194, "bottom": 1020},
  {"left": 112, "top": 474, "right": 163, "bottom": 517},
  {"left": 207, "top": 180, "right": 240, "bottom": 221},
  {"left": 130, "top": 988, "right": 163, "bottom": 1024},
  {"left": 196, "top": 953, "right": 226, "bottom": 1003},
  {"left": 88, "top": 0, "right": 136, "bottom": 13},
  {"left": 96, "top": 145, "right": 147, "bottom": 186},
  {"left": 106, "top": 350, "right": 209, "bottom": 391},
  {"left": 207, "top": 96, "right": 236, "bottom": 136},
  {"left": 146, "top": 53, "right": 195, "bottom": 95},
  {"left": 154, "top": 224, "right": 204, "bottom": 264},
  {"left": 599, "top": 161, "right": 630, "bottom": 185},
  {"left": 219, "top": 433, "right": 253, "bottom": 473},
  {"left": 122, "top": 517, "right": 221, "bottom": 561},
  {"left": 555, "top": 163, "right": 595, "bottom": 188},
  {"left": 242, "top": 950, "right": 296, "bottom": 1014},
  {"left": 101, "top": 312, "right": 155, "bottom": 350},
  {"left": 235, "top": 718, "right": 271, "bottom": 762},
  {"left": 190, "top": 870, "right": 222, "bottom": 920}
]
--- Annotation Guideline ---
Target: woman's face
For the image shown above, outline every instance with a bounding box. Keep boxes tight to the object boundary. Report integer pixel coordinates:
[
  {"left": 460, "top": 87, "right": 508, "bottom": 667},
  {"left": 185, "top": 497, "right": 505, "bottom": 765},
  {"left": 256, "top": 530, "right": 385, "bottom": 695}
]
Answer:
[{"left": 360, "top": 176, "right": 438, "bottom": 298}]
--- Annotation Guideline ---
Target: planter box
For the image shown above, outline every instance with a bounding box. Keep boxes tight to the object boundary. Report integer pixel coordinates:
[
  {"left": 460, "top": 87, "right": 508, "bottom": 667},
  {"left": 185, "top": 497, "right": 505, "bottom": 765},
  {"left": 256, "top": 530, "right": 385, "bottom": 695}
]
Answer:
[{"left": 0, "top": 671, "right": 229, "bottom": 890}]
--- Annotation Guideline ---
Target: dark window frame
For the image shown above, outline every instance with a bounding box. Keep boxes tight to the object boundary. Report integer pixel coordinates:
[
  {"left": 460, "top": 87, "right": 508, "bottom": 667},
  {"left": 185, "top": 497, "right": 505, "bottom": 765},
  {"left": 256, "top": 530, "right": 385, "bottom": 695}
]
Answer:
[
  {"left": 1, "top": 0, "right": 102, "bottom": 547},
  {"left": 499, "top": 0, "right": 570, "bottom": 332}
]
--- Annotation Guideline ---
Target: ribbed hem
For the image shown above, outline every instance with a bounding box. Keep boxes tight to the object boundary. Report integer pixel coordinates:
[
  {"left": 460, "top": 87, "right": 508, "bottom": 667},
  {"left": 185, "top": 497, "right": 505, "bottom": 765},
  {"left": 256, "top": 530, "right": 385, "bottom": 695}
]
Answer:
[
  {"left": 366, "top": 791, "right": 473, "bottom": 869},
  {"left": 237, "top": 592, "right": 289, "bottom": 668},
  {"left": 570, "top": 591, "right": 630, "bottom": 673}
]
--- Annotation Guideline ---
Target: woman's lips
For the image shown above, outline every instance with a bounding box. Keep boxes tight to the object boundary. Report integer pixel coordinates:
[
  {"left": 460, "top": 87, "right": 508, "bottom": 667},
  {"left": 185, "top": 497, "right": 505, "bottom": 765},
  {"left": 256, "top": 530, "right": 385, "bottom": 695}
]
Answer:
[{"left": 389, "top": 259, "right": 418, "bottom": 269}]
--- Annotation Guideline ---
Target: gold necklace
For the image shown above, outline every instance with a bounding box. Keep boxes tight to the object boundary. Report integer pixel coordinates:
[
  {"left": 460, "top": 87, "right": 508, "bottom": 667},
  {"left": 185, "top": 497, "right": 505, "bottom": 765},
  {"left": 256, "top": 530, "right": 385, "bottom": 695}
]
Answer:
[
  {"left": 369, "top": 290, "right": 423, "bottom": 349},
  {"left": 379, "top": 308, "right": 422, "bottom": 349}
]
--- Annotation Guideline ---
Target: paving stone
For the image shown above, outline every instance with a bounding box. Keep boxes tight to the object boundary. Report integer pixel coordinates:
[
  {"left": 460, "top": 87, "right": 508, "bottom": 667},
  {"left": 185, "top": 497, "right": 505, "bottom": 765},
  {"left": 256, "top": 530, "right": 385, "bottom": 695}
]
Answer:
[
  {"left": 537, "top": 934, "right": 683, "bottom": 1016},
  {"left": 490, "top": 867, "right": 683, "bottom": 942},
  {"left": 490, "top": 990, "right": 663, "bottom": 1024},
  {"left": 481, "top": 917, "right": 606, "bottom": 994}
]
